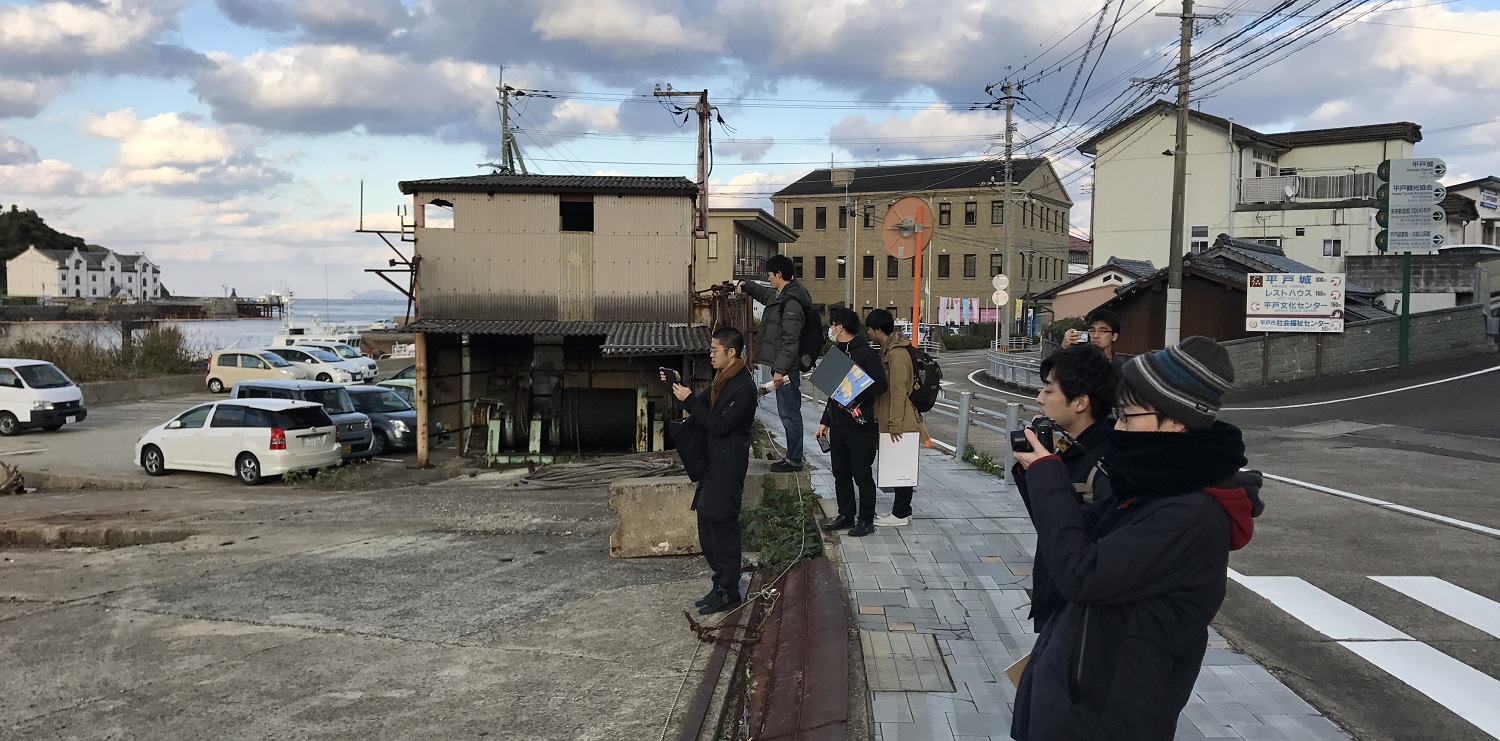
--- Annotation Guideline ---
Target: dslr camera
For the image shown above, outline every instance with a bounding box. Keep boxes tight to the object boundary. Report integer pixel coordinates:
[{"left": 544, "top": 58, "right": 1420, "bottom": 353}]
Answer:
[{"left": 1009, "top": 416, "right": 1058, "bottom": 454}]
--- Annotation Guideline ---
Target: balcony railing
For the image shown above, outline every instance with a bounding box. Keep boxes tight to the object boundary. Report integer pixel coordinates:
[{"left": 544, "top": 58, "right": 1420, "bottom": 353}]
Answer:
[{"left": 1239, "top": 172, "right": 1378, "bottom": 204}]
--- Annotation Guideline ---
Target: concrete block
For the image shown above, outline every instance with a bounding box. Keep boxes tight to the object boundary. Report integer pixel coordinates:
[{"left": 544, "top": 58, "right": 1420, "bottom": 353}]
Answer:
[
  {"left": 79, "top": 374, "right": 204, "bottom": 406},
  {"left": 742, "top": 458, "right": 812, "bottom": 511},
  {"left": 607, "top": 475, "right": 700, "bottom": 558}
]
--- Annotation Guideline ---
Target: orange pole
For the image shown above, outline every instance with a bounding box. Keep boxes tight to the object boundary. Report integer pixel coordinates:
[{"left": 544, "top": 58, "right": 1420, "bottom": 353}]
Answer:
[{"left": 911, "top": 203, "right": 925, "bottom": 348}]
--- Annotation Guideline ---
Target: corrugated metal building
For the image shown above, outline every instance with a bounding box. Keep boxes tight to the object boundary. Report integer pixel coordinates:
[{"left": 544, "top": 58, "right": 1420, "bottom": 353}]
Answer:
[{"left": 396, "top": 174, "right": 750, "bottom": 462}]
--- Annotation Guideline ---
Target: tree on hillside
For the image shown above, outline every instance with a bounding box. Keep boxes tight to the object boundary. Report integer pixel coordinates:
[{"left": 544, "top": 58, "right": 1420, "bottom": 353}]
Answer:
[{"left": 0, "top": 204, "right": 92, "bottom": 292}]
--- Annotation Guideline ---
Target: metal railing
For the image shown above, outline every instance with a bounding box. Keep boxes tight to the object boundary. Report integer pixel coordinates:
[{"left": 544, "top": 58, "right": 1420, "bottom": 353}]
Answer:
[
  {"left": 1239, "top": 172, "right": 1378, "bottom": 203},
  {"left": 987, "top": 351, "right": 1044, "bottom": 390},
  {"left": 924, "top": 389, "right": 1038, "bottom": 476}
]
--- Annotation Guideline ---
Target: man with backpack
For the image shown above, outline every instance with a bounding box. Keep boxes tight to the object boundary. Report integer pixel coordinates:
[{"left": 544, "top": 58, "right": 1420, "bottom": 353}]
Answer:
[
  {"left": 738, "top": 254, "right": 820, "bottom": 473},
  {"left": 865, "top": 309, "right": 930, "bottom": 527}
]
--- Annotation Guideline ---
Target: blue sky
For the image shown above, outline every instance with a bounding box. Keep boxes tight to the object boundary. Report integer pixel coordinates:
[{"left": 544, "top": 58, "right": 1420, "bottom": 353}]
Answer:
[{"left": 2, "top": 0, "right": 1498, "bottom": 298}]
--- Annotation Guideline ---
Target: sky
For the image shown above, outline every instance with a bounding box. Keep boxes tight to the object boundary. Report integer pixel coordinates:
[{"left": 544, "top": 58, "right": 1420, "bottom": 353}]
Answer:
[{"left": 1, "top": 0, "right": 1498, "bottom": 299}]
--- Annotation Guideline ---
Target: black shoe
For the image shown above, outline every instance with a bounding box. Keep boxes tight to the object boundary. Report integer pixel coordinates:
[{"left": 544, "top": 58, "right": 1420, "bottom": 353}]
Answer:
[
  {"left": 694, "top": 589, "right": 716, "bottom": 608},
  {"left": 847, "top": 521, "right": 876, "bottom": 537},
  {"left": 697, "top": 589, "right": 742, "bottom": 615},
  {"left": 770, "top": 459, "right": 804, "bottom": 473},
  {"left": 822, "top": 515, "right": 854, "bottom": 532}
]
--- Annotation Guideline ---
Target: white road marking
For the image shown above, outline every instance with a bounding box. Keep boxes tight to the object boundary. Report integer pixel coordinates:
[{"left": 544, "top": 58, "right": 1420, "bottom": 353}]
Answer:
[
  {"left": 1223, "top": 364, "right": 1500, "bottom": 411},
  {"left": 1230, "top": 570, "right": 1500, "bottom": 739},
  {"left": 1371, "top": 576, "right": 1500, "bottom": 640},
  {"left": 0, "top": 448, "right": 48, "bottom": 456},
  {"left": 1259, "top": 472, "right": 1500, "bottom": 540},
  {"left": 964, "top": 370, "right": 1038, "bottom": 401}
]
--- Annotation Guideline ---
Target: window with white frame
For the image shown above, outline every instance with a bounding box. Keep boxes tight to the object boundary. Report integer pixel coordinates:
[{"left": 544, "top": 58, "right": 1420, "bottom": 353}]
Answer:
[
  {"left": 1190, "top": 226, "right": 1210, "bottom": 254},
  {"left": 1322, "top": 239, "right": 1342, "bottom": 257}
]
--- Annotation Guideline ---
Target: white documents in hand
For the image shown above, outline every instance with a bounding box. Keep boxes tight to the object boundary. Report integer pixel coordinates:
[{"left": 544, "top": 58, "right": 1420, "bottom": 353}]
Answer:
[{"left": 877, "top": 432, "right": 920, "bottom": 488}]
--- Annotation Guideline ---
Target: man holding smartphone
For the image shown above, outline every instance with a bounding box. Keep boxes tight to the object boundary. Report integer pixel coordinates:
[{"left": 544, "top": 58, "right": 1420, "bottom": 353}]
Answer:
[{"left": 1061, "top": 308, "right": 1131, "bottom": 369}]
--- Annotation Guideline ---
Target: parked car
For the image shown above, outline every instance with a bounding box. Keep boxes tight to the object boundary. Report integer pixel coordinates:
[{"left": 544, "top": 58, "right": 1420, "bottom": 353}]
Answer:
[
  {"left": 369, "top": 319, "right": 399, "bottom": 331},
  {"left": 0, "top": 358, "right": 87, "bottom": 436},
  {"left": 293, "top": 341, "right": 379, "bottom": 379},
  {"left": 383, "top": 364, "right": 416, "bottom": 383},
  {"left": 134, "top": 399, "right": 341, "bottom": 485},
  {"left": 262, "top": 346, "right": 367, "bottom": 384},
  {"left": 346, "top": 385, "right": 449, "bottom": 454},
  {"left": 377, "top": 379, "right": 415, "bottom": 405},
  {"left": 206, "top": 350, "right": 308, "bottom": 393},
  {"left": 230, "top": 380, "right": 375, "bottom": 459}
]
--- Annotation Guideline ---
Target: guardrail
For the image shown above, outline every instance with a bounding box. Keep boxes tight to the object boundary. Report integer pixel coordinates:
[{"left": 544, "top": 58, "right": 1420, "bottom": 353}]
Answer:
[
  {"left": 923, "top": 390, "right": 1038, "bottom": 477},
  {"left": 987, "top": 351, "right": 1044, "bottom": 390}
]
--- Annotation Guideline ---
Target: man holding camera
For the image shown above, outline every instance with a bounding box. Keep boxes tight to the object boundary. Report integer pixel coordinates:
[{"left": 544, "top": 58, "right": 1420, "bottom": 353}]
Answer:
[
  {"left": 1061, "top": 308, "right": 1131, "bottom": 368},
  {"left": 864, "top": 309, "right": 927, "bottom": 527},
  {"left": 667, "top": 328, "right": 757, "bottom": 616},
  {"left": 815, "top": 308, "right": 888, "bottom": 538},
  {"left": 1010, "top": 344, "right": 1119, "bottom": 631},
  {"left": 1008, "top": 337, "right": 1264, "bottom": 740},
  {"left": 737, "top": 255, "right": 814, "bottom": 473}
]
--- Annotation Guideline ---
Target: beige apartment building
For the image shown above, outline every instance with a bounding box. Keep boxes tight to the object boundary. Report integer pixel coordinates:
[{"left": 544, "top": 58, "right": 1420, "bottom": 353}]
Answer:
[
  {"left": 770, "top": 161, "right": 1074, "bottom": 327},
  {"left": 695, "top": 208, "right": 799, "bottom": 291}
]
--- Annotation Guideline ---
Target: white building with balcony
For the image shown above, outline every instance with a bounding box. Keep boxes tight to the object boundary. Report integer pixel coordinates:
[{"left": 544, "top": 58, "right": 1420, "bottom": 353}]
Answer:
[
  {"left": 1080, "top": 101, "right": 1467, "bottom": 271},
  {"left": 5, "top": 245, "right": 163, "bottom": 300}
]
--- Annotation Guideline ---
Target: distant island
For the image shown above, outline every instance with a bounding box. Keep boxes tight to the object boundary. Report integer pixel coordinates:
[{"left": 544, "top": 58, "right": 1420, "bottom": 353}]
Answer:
[{"left": 341, "top": 290, "right": 405, "bottom": 301}]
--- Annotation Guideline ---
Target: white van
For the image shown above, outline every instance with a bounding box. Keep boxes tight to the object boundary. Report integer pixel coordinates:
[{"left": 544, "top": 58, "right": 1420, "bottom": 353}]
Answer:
[{"left": 0, "top": 358, "right": 88, "bottom": 436}]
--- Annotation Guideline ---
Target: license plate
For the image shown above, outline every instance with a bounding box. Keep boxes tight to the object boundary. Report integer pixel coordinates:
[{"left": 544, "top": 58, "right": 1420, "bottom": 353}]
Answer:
[
  {"left": 304, "top": 435, "right": 326, "bottom": 448},
  {"left": 65, "top": 415, "right": 77, "bottom": 424},
  {"left": 342, "top": 444, "right": 352, "bottom": 455}
]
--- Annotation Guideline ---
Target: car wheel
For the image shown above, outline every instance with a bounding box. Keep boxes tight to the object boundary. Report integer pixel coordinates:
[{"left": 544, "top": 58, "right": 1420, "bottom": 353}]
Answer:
[
  {"left": 371, "top": 431, "right": 388, "bottom": 456},
  {"left": 0, "top": 412, "right": 18, "bottom": 436},
  {"left": 141, "top": 445, "right": 167, "bottom": 476},
  {"left": 236, "top": 453, "right": 263, "bottom": 486},
  {"left": 208, "top": 378, "right": 225, "bottom": 393},
  {"left": 316, "top": 373, "right": 332, "bottom": 382}
]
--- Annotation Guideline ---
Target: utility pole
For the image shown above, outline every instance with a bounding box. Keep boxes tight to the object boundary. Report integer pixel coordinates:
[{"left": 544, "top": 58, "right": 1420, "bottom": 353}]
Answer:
[
  {"left": 845, "top": 183, "right": 854, "bottom": 308},
  {"left": 653, "top": 85, "right": 713, "bottom": 237},
  {"left": 1000, "top": 81, "right": 1017, "bottom": 351},
  {"left": 497, "top": 67, "right": 527, "bottom": 174},
  {"left": 1163, "top": 0, "right": 1197, "bottom": 346}
]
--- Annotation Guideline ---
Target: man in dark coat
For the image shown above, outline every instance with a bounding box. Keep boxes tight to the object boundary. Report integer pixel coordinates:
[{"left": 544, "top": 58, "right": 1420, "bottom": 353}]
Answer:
[
  {"left": 670, "top": 327, "right": 757, "bottom": 616},
  {"left": 1010, "top": 336, "right": 1265, "bottom": 740},
  {"left": 1010, "top": 344, "right": 1119, "bottom": 631},
  {"left": 739, "top": 254, "right": 814, "bottom": 473},
  {"left": 815, "top": 308, "right": 888, "bottom": 538}
]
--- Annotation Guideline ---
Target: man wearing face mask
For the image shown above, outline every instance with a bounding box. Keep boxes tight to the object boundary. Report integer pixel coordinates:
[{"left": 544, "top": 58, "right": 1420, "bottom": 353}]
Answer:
[{"left": 815, "top": 308, "right": 888, "bottom": 538}]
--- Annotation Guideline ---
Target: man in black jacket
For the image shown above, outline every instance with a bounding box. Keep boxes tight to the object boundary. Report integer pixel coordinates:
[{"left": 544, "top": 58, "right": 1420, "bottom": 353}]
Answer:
[
  {"left": 1009, "top": 336, "right": 1264, "bottom": 740},
  {"left": 738, "top": 254, "right": 814, "bottom": 473},
  {"left": 670, "top": 327, "right": 757, "bottom": 616},
  {"left": 1011, "top": 344, "right": 1119, "bottom": 631},
  {"left": 815, "top": 308, "right": 888, "bottom": 538}
]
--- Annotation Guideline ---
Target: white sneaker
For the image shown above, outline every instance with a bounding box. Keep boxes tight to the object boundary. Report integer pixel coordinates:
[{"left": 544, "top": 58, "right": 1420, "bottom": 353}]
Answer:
[{"left": 874, "top": 514, "right": 911, "bottom": 527}]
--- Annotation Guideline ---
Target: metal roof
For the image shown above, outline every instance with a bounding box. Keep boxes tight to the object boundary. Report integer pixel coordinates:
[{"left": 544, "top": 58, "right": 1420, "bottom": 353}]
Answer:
[
  {"left": 773, "top": 160, "right": 1046, "bottom": 197},
  {"left": 398, "top": 174, "right": 698, "bottom": 196},
  {"left": 403, "top": 319, "right": 711, "bottom": 357}
]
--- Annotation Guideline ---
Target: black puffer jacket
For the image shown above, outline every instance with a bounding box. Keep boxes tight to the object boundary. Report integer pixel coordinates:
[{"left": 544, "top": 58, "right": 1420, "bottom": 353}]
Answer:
[
  {"left": 743, "top": 280, "right": 813, "bottom": 375},
  {"left": 1011, "top": 422, "right": 1263, "bottom": 741}
]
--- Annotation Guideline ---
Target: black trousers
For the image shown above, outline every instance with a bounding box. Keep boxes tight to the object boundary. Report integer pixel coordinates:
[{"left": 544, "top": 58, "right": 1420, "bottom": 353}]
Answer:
[
  {"left": 697, "top": 512, "right": 742, "bottom": 597},
  {"left": 889, "top": 487, "right": 914, "bottom": 519},
  {"left": 830, "top": 423, "right": 879, "bottom": 523}
]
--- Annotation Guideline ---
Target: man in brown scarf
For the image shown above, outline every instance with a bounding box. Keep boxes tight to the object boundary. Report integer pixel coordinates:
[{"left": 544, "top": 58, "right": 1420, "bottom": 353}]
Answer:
[{"left": 669, "top": 327, "right": 758, "bottom": 615}]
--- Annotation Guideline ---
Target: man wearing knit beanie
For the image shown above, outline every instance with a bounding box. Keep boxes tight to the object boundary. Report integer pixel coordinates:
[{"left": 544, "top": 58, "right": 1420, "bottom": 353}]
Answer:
[{"left": 1007, "top": 336, "right": 1266, "bottom": 740}]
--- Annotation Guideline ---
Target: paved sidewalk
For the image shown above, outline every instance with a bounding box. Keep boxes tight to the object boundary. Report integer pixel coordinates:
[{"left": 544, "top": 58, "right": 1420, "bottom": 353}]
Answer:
[{"left": 758, "top": 400, "right": 1349, "bottom": 741}]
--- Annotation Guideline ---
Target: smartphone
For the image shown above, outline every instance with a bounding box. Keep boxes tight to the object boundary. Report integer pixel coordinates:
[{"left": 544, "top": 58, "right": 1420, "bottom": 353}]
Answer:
[
  {"left": 658, "top": 367, "right": 681, "bottom": 385},
  {"left": 817, "top": 435, "right": 832, "bottom": 454}
]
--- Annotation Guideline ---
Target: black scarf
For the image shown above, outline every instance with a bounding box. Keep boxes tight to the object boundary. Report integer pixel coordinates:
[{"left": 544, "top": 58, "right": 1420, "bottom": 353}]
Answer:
[{"left": 1101, "top": 421, "right": 1248, "bottom": 498}]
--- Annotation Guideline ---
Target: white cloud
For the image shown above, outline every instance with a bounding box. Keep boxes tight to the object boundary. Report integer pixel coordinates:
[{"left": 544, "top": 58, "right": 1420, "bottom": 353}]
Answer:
[
  {"left": 81, "top": 109, "right": 289, "bottom": 200},
  {"left": 829, "top": 106, "right": 1001, "bottom": 159},
  {"left": 709, "top": 169, "right": 801, "bottom": 209},
  {"left": 0, "top": 159, "right": 100, "bottom": 198},
  {"left": 0, "top": 0, "right": 168, "bottom": 60},
  {"left": 0, "top": 77, "right": 66, "bottom": 118},
  {"left": 533, "top": 0, "right": 723, "bottom": 54},
  {"left": 719, "top": 137, "right": 774, "bottom": 163},
  {"left": 547, "top": 100, "right": 622, "bottom": 133},
  {"left": 0, "top": 130, "right": 39, "bottom": 165}
]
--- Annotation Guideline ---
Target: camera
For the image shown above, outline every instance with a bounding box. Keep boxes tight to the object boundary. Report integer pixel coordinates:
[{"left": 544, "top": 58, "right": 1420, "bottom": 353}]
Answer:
[
  {"left": 658, "top": 367, "right": 681, "bottom": 385},
  {"left": 1009, "top": 416, "right": 1058, "bottom": 454},
  {"left": 1077, "top": 330, "right": 1090, "bottom": 345}
]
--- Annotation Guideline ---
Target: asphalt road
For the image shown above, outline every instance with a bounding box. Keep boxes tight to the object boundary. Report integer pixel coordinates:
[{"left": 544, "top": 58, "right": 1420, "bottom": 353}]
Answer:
[{"left": 927, "top": 349, "right": 1500, "bottom": 740}]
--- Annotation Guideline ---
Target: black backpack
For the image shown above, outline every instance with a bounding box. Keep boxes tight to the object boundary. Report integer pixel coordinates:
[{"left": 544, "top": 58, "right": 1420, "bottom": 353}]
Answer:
[
  {"left": 903, "top": 345, "right": 943, "bottom": 413},
  {"left": 784, "top": 296, "right": 824, "bottom": 372}
]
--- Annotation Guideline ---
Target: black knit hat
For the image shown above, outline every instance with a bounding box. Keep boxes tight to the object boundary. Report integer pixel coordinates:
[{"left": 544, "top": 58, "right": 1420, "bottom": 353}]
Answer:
[{"left": 1120, "top": 336, "right": 1234, "bottom": 429}]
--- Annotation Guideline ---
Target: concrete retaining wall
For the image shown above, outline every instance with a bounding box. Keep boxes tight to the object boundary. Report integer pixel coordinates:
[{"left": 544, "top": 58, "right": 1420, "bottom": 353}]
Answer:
[
  {"left": 79, "top": 374, "right": 204, "bottom": 406},
  {"left": 606, "top": 460, "right": 810, "bottom": 559},
  {"left": 1223, "top": 304, "right": 1496, "bottom": 389}
]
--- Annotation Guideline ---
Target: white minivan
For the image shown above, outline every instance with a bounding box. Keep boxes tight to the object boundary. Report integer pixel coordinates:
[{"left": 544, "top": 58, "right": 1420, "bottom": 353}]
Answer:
[{"left": 0, "top": 358, "right": 88, "bottom": 436}]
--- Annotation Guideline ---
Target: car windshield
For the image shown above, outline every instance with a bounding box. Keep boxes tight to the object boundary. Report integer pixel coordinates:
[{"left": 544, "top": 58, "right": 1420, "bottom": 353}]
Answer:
[
  {"left": 15, "top": 363, "right": 72, "bottom": 389},
  {"left": 302, "top": 388, "right": 354, "bottom": 415},
  {"left": 306, "top": 348, "right": 342, "bottom": 362},
  {"left": 261, "top": 353, "right": 292, "bottom": 368},
  {"left": 330, "top": 345, "right": 361, "bottom": 359},
  {"left": 352, "top": 389, "right": 412, "bottom": 413}
]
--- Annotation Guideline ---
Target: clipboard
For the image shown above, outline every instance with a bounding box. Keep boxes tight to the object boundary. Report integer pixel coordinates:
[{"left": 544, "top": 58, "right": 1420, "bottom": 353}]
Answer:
[
  {"left": 808, "top": 346, "right": 874, "bottom": 407},
  {"left": 877, "top": 433, "right": 920, "bottom": 488}
]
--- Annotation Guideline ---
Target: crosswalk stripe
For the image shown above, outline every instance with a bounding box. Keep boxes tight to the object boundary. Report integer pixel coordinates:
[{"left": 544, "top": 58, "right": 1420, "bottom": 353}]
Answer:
[
  {"left": 1371, "top": 576, "right": 1500, "bottom": 640},
  {"left": 1229, "top": 570, "right": 1500, "bottom": 739}
]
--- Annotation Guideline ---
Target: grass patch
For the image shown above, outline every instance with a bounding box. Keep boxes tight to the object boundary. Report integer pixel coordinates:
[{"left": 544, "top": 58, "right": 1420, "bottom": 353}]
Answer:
[
  {"left": 741, "top": 477, "right": 822, "bottom": 575},
  {"left": 964, "top": 443, "right": 1008, "bottom": 479},
  {"left": 10, "top": 325, "right": 205, "bottom": 382},
  {"left": 282, "top": 461, "right": 381, "bottom": 491}
]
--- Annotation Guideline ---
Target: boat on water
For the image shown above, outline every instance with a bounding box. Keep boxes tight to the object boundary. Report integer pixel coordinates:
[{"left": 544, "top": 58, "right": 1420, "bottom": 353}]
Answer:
[{"left": 267, "top": 291, "right": 365, "bottom": 351}]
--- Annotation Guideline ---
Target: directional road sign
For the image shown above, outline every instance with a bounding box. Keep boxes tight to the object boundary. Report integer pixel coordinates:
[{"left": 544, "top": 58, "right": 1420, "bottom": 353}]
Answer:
[
  {"left": 1376, "top": 205, "right": 1445, "bottom": 230},
  {"left": 1376, "top": 230, "right": 1445, "bottom": 252},
  {"left": 1378, "top": 182, "right": 1446, "bottom": 207},
  {"left": 1378, "top": 158, "right": 1447, "bottom": 185},
  {"left": 1246, "top": 273, "right": 1345, "bottom": 333},
  {"left": 991, "top": 274, "right": 1010, "bottom": 290}
]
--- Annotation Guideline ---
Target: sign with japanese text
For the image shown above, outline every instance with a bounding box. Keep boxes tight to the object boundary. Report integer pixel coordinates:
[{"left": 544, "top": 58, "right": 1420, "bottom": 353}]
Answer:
[{"left": 1246, "top": 273, "right": 1346, "bottom": 333}]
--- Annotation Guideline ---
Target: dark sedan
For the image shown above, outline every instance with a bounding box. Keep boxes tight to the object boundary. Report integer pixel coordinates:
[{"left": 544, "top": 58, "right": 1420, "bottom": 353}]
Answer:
[{"left": 345, "top": 385, "right": 448, "bottom": 454}]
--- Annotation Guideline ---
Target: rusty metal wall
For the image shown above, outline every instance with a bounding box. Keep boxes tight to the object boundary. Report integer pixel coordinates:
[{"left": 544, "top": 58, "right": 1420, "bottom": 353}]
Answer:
[
  {"left": 692, "top": 285, "right": 759, "bottom": 365},
  {"left": 413, "top": 189, "right": 692, "bottom": 322}
]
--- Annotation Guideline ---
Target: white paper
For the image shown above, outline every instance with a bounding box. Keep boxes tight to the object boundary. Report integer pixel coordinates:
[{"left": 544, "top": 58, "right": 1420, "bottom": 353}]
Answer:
[{"left": 877, "top": 433, "right": 921, "bottom": 488}]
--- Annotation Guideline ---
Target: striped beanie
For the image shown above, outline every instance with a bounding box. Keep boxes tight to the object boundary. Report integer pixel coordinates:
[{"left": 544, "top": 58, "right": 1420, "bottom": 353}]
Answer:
[{"left": 1121, "top": 336, "right": 1234, "bottom": 429}]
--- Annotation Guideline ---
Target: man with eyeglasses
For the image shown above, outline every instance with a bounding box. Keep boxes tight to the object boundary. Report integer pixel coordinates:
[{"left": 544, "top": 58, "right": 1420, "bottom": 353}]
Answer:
[
  {"left": 1061, "top": 308, "right": 1131, "bottom": 369},
  {"left": 1010, "top": 344, "right": 1119, "bottom": 631},
  {"left": 1007, "top": 336, "right": 1264, "bottom": 740}
]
